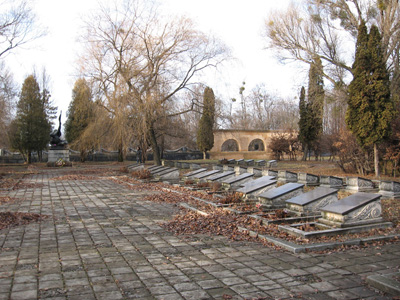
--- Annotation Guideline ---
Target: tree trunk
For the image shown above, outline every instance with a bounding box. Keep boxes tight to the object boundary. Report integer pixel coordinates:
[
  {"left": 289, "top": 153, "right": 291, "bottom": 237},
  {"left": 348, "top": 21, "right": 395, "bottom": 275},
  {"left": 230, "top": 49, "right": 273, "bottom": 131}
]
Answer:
[
  {"left": 203, "top": 151, "right": 206, "bottom": 160},
  {"left": 118, "top": 142, "right": 124, "bottom": 162},
  {"left": 149, "top": 126, "right": 161, "bottom": 165},
  {"left": 374, "top": 143, "right": 380, "bottom": 177},
  {"left": 80, "top": 150, "right": 86, "bottom": 162},
  {"left": 27, "top": 150, "right": 31, "bottom": 164},
  {"left": 302, "top": 144, "right": 308, "bottom": 161}
]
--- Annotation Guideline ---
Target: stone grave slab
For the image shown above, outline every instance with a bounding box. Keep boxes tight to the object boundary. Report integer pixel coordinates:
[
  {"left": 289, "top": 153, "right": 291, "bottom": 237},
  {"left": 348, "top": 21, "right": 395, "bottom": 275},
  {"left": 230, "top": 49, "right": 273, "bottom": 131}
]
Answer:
[
  {"left": 189, "top": 163, "right": 201, "bottom": 170},
  {"left": 182, "top": 168, "right": 208, "bottom": 180},
  {"left": 297, "top": 172, "right": 319, "bottom": 186},
  {"left": 237, "top": 178, "right": 277, "bottom": 198},
  {"left": 278, "top": 170, "right": 298, "bottom": 183},
  {"left": 239, "top": 176, "right": 276, "bottom": 188},
  {"left": 227, "top": 159, "right": 236, "bottom": 164},
  {"left": 286, "top": 187, "right": 338, "bottom": 215},
  {"left": 255, "top": 160, "right": 266, "bottom": 167},
  {"left": 206, "top": 171, "right": 236, "bottom": 182},
  {"left": 180, "top": 162, "right": 190, "bottom": 169},
  {"left": 379, "top": 181, "right": 400, "bottom": 199},
  {"left": 222, "top": 173, "right": 254, "bottom": 189},
  {"left": 155, "top": 168, "right": 180, "bottom": 180},
  {"left": 147, "top": 165, "right": 162, "bottom": 171},
  {"left": 234, "top": 165, "right": 248, "bottom": 175},
  {"left": 246, "top": 167, "right": 262, "bottom": 177},
  {"left": 150, "top": 166, "right": 171, "bottom": 175},
  {"left": 267, "top": 160, "right": 278, "bottom": 168},
  {"left": 128, "top": 164, "right": 145, "bottom": 171},
  {"left": 320, "top": 175, "right": 343, "bottom": 188},
  {"left": 245, "top": 159, "right": 254, "bottom": 166},
  {"left": 162, "top": 160, "right": 175, "bottom": 167},
  {"left": 174, "top": 162, "right": 182, "bottom": 168},
  {"left": 262, "top": 169, "right": 278, "bottom": 178},
  {"left": 148, "top": 166, "right": 166, "bottom": 173},
  {"left": 236, "top": 159, "right": 245, "bottom": 165},
  {"left": 319, "top": 192, "right": 383, "bottom": 227},
  {"left": 192, "top": 170, "right": 221, "bottom": 182},
  {"left": 258, "top": 183, "right": 304, "bottom": 208},
  {"left": 213, "top": 165, "right": 223, "bottom": 171},
  {"left": 223, "top": 165, "right": 235, "bottom": 172},
  {"left": 346, "top": 177, "right": 375, "bottom": 192}
]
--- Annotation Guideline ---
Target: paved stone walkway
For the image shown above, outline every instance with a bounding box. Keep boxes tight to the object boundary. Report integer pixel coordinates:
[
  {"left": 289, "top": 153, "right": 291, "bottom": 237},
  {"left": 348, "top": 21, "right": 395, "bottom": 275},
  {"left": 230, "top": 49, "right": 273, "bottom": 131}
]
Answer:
[{"left": 0, "top": 168, "right": 399, "bottom": 299}]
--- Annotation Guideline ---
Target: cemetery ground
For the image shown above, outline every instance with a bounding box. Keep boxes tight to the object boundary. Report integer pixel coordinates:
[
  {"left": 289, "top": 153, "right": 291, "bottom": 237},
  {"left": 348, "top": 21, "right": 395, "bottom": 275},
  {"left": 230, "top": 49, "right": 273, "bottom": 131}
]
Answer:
[{"left": 0, "top": 161, "right": 399, "bottom": 299}]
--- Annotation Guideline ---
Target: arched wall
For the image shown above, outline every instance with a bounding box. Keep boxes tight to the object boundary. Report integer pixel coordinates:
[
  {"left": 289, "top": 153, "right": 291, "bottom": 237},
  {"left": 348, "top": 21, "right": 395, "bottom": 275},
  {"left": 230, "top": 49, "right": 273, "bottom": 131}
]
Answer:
[{"left": 210, "top": 130, "right": 292, "bottom": 160}]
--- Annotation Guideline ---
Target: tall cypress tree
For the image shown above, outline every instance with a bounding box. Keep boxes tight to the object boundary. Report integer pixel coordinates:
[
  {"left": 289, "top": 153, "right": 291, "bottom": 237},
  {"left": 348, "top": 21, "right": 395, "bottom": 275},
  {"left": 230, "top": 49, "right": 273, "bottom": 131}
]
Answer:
[
  {"left": 298, "top": 86, "right": 310, "bottom": 160},
  {"left": 65, "top": 78, "right": 94, "bottom": 161},
  {"left": 308, "top": 56, "right": 325, "bottom": 139},
  {"left": 197, "top": 87, "right": 215, "bottom": 159},
  {"left": 346, "top": 22, "right": 395, "bottom": 176},
  {"left": 298, "top": 56, "right": 325, "bottom": 160},
  {"left": 10, "top": 75, "right": 52, "bottom": 163}
]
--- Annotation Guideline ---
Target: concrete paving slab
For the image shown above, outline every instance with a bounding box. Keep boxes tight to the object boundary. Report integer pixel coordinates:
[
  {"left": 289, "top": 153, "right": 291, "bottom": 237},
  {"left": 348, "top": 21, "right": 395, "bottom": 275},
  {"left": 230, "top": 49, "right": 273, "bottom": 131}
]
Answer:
[{"left": 0, "top": 165, "right": 397, "bottom": 300}]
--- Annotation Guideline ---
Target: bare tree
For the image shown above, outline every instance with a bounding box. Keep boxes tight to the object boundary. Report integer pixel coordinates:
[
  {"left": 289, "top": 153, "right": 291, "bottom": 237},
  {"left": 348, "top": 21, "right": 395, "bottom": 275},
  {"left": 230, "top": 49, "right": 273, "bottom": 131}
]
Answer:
[
  {"left": 264, "top": 0, "right": 400, "bottom": 92},
  {"left": 0, "top": 62, "right": 17, "bottom": 148},
  {"left": 78, "top": 0, "right": 229, "bottom": 164},
  {"left": 0, "top": 0, "right": 44, "bottom": 58}
]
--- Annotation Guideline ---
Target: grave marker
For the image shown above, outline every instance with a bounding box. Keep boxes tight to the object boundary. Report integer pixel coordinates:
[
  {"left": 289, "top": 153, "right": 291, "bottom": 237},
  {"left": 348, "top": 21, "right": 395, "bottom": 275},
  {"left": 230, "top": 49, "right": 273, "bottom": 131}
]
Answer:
[
  {"left": 234, "top": 165, "right": 248, "bottom": 175},
  {"left": 192, "top": 170, "right": 221, "bottom": 182},
  {"left": 298, "top": 173, "right": 319, "bottom": 186},
  {"left": 278, "top": 170, "right": 298, "bottom": 183},
  {"left": 319, "top": 192, "right": 383, "bottom": 227},
  {"left": 286, "top": 187, "right": 338, "bottom": 215},
  {"left": 237, "top": 179, "right": 277, "bottom": 198},
  {"left": 258, "top": 183, "right": 304, "bottom": 208},
  {"left": 222, "top": 173, "right": 254, "bottom": 189},
  {"left": 206, "top": 171, "right": 236, "bottom": 182},
  {"left": 346, "top": 177, "right": 375, "bottom": 192},
  {"left": 182, "top": 168, "right": 208, "bottom": 180},
  {"left": 379, "top": 181, "right": 400, "bottom": 199},
  {"left": 320, "top": 175, "right": 343, "bottom": 188},
  {"left": 255, "top": 160, "right": 266, "bottom": 166}
]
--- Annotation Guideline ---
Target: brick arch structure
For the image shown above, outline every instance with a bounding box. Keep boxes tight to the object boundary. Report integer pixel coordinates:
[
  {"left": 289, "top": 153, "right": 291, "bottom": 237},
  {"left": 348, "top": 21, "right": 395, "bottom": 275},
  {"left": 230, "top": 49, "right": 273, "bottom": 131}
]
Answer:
[{"left": 210, "top": 129, "right": 287, "bottom": 160}]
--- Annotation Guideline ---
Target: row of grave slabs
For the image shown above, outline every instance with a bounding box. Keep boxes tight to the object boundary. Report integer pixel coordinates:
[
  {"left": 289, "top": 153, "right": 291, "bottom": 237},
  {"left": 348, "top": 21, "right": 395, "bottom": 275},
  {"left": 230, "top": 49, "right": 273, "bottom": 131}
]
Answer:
[{"left": 168, "top": 167, "right": 400, "bottom": 254}]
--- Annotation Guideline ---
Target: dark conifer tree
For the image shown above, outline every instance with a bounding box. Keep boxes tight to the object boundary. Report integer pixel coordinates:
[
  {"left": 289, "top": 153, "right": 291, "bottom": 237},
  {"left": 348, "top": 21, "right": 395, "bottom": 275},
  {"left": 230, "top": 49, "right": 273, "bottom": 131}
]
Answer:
[
  {"left": 298, "top": 56, "right": 325, "bottom": 160},
  {"left": 10, "top": 75, "right": 52, "bottom": 163},
  {"left": 298, "top": 86, "right": 310, "bottom": 160},
  {"left": 197, "top": 87, "right": 215, "bottom": 159},
  {"left": 65, "top": 78, "right": 94, "bottom": 161},
  {"left": 346, "top": 22, "right": 395, "bottom": 176}
]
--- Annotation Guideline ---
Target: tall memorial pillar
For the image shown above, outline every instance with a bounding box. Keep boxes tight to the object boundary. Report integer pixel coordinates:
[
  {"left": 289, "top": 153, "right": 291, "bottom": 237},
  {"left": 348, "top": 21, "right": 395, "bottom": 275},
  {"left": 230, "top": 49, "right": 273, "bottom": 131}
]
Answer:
[{"left": 47, "top": 113, "right": 71, "bottom": 167}]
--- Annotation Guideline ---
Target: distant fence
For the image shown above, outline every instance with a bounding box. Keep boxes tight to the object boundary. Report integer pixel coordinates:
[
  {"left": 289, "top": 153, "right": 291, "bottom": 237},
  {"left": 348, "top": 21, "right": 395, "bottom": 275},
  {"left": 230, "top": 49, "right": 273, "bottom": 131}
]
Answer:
[{"left": 0, "top": 149, "right": 205, "bottom": 163}]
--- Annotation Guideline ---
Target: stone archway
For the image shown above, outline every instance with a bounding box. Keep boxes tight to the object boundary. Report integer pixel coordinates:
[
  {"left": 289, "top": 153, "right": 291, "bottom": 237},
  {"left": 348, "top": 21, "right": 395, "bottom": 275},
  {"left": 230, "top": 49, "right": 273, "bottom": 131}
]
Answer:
[
  {"left": 248, "top": 139, "right": 265, "bottom": 151},
  {"left": 210, "top": 129, "right": 292, "bottom": 159},
  {"left": 221, "top": 139, "right": 239, "bottom": 151}
]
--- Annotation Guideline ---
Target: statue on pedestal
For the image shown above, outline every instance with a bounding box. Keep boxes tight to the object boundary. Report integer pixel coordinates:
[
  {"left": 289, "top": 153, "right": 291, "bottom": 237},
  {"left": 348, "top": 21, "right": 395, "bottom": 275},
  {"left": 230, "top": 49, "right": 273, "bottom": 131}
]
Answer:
[{"left": 50, "top": 113, "right": 68, "bottom": 149}]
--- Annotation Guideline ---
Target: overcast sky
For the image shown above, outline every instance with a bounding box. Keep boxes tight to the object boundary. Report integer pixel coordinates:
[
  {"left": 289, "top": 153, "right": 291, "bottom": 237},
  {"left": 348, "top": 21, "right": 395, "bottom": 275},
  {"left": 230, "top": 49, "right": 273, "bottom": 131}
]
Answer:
[{"left": 7, "top": 0, "right": 305, "bottom": 120}]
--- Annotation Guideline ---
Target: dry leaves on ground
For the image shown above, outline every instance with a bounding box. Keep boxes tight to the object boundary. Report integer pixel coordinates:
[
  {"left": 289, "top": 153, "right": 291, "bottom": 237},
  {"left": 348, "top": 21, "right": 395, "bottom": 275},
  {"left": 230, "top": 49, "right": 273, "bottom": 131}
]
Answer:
[
  {"left": 0, "top": 212, "right": 49, "bottom": 230},
  {"left": 0, "top": 196, "right": 16, "bottom": 205},
  {"left": 52, "top": 175, "right": 98, "bottom": 181}
]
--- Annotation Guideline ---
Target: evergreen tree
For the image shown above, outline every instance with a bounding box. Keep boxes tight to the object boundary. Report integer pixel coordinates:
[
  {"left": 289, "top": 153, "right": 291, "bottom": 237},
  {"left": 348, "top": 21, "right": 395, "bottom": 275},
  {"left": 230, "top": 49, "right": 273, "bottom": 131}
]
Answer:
[
  {"left": 197, "top": 87, "right": 215, "bottom": 159},
  {"left": 346, "top": 22, "right": 395, "bottom": 177},
  {"left": 10, "top": 75, "right": 52, "bottom": 163},
  {"left": 65, "top": 78, "right": 94, "bottom": 161},
  {"left": 308, "top": 56, "right": 324, "bottom": 138},
  {"left": 298, "top": 57, "right": 325, "bottom": 161},
  {"left": 298, "top": 86, "right": 310, "bottom": 160}
]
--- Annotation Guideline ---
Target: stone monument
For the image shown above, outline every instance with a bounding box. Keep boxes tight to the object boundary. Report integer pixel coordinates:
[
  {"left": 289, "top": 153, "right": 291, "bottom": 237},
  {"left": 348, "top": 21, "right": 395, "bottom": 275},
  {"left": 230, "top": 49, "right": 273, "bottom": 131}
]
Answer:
[{"left": 47, "top": 113, "right": 71, "bottom": 167}]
